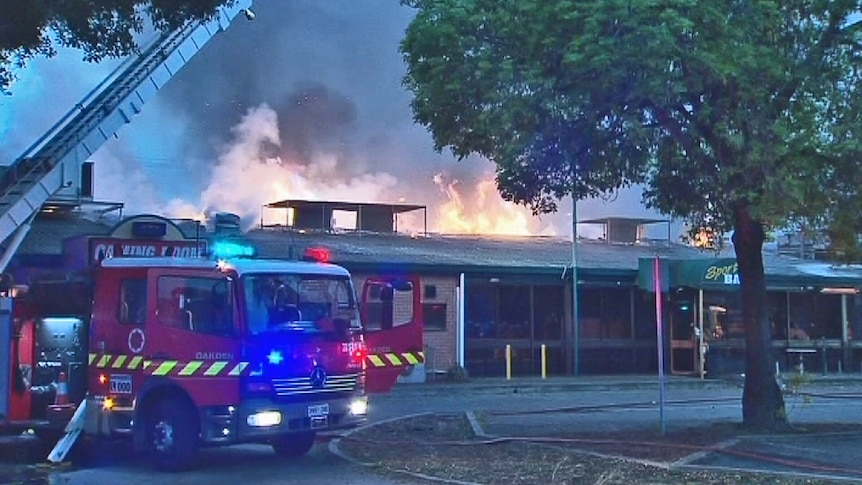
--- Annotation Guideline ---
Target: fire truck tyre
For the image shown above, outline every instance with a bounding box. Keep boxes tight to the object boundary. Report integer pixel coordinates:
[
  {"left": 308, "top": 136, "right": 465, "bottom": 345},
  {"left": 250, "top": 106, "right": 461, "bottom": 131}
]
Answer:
[
  {"left": 271, "top": 431, "right": 316, "bottom": 458},
  {"left": 148, "top": 399, "right": 199, "bottom": 471}
]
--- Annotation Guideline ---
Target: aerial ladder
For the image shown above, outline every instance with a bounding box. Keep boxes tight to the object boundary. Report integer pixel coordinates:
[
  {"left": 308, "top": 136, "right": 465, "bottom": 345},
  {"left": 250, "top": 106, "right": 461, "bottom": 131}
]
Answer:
[
  {"left": 0, "top": 0, "right": 254, "bottom": 272},
  {"left": 0, "top": 1, "right": 254, "bottom": 463}
]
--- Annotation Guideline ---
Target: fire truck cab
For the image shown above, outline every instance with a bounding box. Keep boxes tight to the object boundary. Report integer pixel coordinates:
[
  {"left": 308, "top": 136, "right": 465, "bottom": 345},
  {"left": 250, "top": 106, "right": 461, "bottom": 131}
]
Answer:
[{"left": 3, "top": 252, "right": 403, "bottom": 470}]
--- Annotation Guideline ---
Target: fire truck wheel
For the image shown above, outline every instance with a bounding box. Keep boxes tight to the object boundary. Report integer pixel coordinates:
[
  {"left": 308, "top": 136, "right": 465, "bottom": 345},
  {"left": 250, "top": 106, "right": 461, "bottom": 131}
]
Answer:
[
  {"left": 271, "top": 431, "right": 316, "bottom": 458},
  {"left": 148, "top": 398, "right": 199, "bottom": 471}
]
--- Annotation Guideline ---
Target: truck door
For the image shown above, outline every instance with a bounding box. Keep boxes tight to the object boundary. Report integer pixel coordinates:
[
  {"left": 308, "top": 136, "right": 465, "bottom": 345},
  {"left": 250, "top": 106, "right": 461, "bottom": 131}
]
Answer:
[
  {"left": 360, "top": 276, "right": 424, "bottom": 393},
  {"left": 144, "top": 269, "right": 242, "bottom": 406}
]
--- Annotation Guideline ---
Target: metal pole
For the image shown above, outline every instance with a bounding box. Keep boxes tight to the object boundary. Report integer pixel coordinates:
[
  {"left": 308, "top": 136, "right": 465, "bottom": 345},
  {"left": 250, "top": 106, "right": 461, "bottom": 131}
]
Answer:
[
  {"left": 457, "top": 273, "right": 466, "bottom": 367},
  {"left": 506, "top": 344, "right": 512, "bottom": 380},
  {"left": 698, "top": 289, "right": 705, "bottom": 379},
  {"left": 572, "top": 194, "right": 580, "bottom": 376},
  {"left": 541, "top": 344, "right": 547, "bottom": 379},
  {"left": 654, "top": 256, "right": 667, "bottom": 436}
]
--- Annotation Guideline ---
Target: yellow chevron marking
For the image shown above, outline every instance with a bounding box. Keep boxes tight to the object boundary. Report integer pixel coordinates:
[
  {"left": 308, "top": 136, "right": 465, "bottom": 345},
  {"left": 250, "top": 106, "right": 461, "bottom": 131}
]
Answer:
[
  {"left": 128, "top": 356, "right": 143, "bottom": 370},
  {"left": 143, "top": 360, "right": 152, "bottom": 369},
  {"left": 367, "top": 355, "right": 385, "bottom": 367},
  {"left": 402, "top": 353, "right": 420, "bottom": 365},
  {"left": 152, "top": 361, "right": 177, "bottom": 376},
  {"left": 417, "top": 351, "right": 425, "bottom": 361},
  {"left": 228, "top": 362, "right": 248, "bottom": 376},
  {"left": 204, "top": 361, "right": 227, "bottom": 376},
  {"left": 384, "top": 353, "right": 403, "bottom": 366},
  {"left": 179, "top": 361, "right": 203, "bottom": 376},
  {"left": 89, "top": 354, "right": 96, "bottom": 365},
  {"left": 112, "top": 355, "right": 127, "bottom": 368},
  {"left": 97, "top": 355, "right": 112, "bottom": 368}
]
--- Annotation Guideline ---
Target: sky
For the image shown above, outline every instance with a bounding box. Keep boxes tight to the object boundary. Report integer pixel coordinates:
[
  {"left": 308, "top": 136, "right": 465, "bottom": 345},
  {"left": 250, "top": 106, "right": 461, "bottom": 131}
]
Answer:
[{"left": 0, "top": 0, "right": 680, "bottom": 240}]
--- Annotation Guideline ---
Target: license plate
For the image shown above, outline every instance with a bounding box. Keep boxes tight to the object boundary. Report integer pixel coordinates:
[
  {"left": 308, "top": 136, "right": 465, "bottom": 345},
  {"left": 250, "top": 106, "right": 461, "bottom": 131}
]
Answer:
[
  {"left": 109, "top": 374, "right": 132, "bottom": 394},
  {"left": 307, "top": 403, "right": 329, "bottom": 417}
]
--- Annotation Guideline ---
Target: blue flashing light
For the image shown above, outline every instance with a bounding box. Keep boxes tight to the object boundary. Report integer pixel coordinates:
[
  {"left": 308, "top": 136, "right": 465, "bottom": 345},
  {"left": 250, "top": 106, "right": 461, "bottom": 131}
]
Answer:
[
  {"left": 212, "top": 241, "right": 256, "bottom": 259},
  {"left": 267, "top": 349, "right": 284, "bottom": 365}
]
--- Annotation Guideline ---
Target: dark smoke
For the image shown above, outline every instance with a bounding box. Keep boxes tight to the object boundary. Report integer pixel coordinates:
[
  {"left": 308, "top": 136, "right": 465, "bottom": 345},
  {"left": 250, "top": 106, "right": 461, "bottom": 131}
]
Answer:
[
  {"left": 93, "top": 0, "right": 666, "bottom": 235},
  {"left": 150, "top": 0, "right": 437, "bottom": 182}
]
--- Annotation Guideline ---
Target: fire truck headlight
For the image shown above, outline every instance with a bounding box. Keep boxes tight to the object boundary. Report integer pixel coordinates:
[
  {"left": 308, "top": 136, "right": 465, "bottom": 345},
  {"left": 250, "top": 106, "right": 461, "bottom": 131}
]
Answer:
[
  {"left": 247, "top": 411, "right": 282, "bottom": 427},
  {"left": 349, "top": 398, "right": 368, "bottom": 416}
]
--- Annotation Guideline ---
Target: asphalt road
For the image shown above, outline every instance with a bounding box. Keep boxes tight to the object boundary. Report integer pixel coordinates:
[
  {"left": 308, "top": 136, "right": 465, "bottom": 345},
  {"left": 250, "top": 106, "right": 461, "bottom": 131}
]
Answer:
[{"left": 3, "top": 377, "right": 862, "bottom": 483}]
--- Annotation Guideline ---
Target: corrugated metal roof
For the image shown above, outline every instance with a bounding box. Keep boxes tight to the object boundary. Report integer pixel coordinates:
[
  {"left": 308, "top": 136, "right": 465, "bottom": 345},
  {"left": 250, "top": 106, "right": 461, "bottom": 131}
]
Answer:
[
  {"left": 15, "top": 216, "right": 860, "bottom": 285},
  {"left": 15, "top": 216, "right": 113, "bottom": 255},
  {"left": 245, "top": 229, "right": 720, "bottom": 271}
]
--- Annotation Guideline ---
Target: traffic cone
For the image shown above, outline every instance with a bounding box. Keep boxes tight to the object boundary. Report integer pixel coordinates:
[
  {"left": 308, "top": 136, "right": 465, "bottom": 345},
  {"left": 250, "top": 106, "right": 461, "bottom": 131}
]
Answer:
[{"left": 54, "top": 372, "right": 70, "bottom": 406}]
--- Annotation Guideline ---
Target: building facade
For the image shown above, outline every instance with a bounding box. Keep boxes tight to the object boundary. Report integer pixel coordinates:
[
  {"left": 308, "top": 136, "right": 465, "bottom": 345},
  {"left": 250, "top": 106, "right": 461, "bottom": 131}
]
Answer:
[{"left": 12, "top": 209, "right": 862, "bottom": 382}]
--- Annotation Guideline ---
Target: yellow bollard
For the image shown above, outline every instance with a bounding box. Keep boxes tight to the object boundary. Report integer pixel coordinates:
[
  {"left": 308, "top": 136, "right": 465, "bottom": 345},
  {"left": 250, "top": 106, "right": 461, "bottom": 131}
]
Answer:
[
  {"left": 506, "top": 344, "right": 512, "bottom": 380},
  {"left": 541, "top": 344, "right": 547, "bottom": 379}
]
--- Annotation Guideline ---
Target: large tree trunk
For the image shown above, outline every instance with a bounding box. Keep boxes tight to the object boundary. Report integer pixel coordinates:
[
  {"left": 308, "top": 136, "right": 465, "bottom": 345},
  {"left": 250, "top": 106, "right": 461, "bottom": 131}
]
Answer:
[{"left": 732, "top": 205, "right": 787, "bottom": 430}]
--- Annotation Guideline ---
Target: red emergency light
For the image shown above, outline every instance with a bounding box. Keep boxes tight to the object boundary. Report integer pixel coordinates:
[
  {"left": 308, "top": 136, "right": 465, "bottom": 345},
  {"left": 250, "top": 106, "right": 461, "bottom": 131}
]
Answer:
[{"left": 302, "top": 247, "right": 330, "bottom": 263}]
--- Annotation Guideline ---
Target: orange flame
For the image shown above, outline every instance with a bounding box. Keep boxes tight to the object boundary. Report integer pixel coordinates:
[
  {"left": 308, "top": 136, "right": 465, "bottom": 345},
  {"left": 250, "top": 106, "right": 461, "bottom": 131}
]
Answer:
[{"left": 431, "top": 173, "right": 554, "bottom": 236}]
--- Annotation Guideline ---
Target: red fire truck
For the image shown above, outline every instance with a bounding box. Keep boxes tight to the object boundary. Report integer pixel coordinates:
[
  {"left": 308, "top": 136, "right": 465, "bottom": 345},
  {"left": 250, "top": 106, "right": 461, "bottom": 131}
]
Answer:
[{"left": 0, "top": 245, "right": 424, "bottom": 470}]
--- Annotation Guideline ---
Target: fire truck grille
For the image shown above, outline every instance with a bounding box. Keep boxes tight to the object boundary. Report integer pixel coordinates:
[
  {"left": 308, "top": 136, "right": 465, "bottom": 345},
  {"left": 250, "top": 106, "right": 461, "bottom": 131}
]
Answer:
[{"left": 271, "top": 373, "right": 359, "bottom": 398}]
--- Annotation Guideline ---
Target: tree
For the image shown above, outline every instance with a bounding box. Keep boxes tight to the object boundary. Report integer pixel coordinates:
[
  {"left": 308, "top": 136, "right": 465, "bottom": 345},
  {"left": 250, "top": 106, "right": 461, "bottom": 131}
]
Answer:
[
  {"left": 0, "top": 0, "right": 233, "bottom": 94},
  {"left": 400, "top": 0, "right": 862, "bottom": 429}
]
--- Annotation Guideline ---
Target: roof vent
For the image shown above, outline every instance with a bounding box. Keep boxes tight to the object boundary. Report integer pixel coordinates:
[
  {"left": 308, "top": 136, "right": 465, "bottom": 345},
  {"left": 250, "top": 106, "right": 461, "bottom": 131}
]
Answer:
[
  {"left": 580, "top": 217, "right": 670, "bottom": 245},
  {"left": 213, "top": 212, "right": 242, "bottom": 236}
]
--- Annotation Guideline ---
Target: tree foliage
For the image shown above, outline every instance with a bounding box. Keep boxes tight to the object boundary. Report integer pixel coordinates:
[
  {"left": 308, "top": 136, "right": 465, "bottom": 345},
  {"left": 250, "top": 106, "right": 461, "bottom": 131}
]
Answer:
[
  {"left": 401, "top": 0, "right": 862, "bottom": 429},
  {"left": 0, "top": 0, "right": 233, "bottom": 94}
]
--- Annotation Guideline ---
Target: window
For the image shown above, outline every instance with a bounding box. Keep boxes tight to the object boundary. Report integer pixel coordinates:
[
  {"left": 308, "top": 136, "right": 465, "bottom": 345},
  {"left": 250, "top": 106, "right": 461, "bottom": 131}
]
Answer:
[
  {"left": 634, "top": 290, "right": 658, "bottom": 340},
  {"left": 157, "top": 276, "right": 234, "bottom": 337},
  {"left": 533, "top": 285, "right": 563, "bottom": 340},
  {"left": 424, "top": 285, "right": 438, "bottom": 299},
  {"left": 119, "top": 279, "right": 147, "bottom": 325},
  {"left": 497, "top": 285, "right": 530, "bottom": 338},
  {"left": 703, "top": 291, "right": 744, "bottom": 340},
  {"left": 363, "top": 281, "right": 415, "bottom": 331},
  {"left": 788, "top": 292, "right": 843, "bottom": 339},
  {"left": 768, "top": 291, "right": 789, "bottom": 339},
  {"left": 242, "top": 273, "right": 358, "bottom": 335},
  {"left": 579, "top": 288, "right": 632, "bottom": 339},
  {"left": 423, "top": 303, "right": 446, "bottom": 331},
  {"left": 466, "top": 284, "right": 496, "bottom": 338}
]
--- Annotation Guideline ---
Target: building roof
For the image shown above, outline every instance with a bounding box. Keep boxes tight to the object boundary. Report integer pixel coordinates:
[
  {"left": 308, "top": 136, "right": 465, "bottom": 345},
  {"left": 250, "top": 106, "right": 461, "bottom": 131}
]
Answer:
[
  {"left": 246, "top": 228, "right": 714, "bottom": 273},
  {"left": 14, "top": 214, "right": 113, "bottom": 255},
  {"left": 14, "top": 213, "right": 862, "bottom": 287}
]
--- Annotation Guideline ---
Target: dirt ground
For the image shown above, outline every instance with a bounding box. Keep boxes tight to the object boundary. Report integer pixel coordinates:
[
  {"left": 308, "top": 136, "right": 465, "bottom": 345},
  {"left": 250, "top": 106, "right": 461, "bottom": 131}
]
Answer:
[{"left": 336, "top": 413, "right": 862, "bottom": 484}]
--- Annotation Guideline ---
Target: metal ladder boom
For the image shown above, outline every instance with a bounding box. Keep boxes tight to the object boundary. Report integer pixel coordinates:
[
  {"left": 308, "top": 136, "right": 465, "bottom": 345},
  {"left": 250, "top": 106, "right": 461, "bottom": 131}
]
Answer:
[{"left": 0, "top": 0, "right": 252, "bottom": 261}]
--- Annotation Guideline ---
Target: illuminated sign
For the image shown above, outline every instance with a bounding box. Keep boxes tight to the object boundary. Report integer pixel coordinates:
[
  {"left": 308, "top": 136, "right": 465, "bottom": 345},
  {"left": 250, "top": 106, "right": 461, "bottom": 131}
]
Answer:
[
  {"left": 90, "top": 238, "right": 207, "bottom": 264},
  {"left": 704, "top": 261, "right": 740, "bottom": 285}
]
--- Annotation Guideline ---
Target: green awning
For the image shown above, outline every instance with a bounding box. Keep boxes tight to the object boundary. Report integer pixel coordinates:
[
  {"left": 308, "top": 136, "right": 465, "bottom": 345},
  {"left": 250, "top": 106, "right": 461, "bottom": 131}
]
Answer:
[
  {"left": 637, "top": 257, "right": 739, "bottom": 291},
  {"left": 670, "top": 258, "right": 739, "bottom": 290}
]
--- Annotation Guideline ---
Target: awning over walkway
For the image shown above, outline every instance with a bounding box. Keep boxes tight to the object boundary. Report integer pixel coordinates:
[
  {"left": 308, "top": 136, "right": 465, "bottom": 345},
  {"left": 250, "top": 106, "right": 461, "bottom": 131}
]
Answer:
[
  {"left": 637, "top": 257, "right": 738, "bottom": 292},
  {"left": 638, "top": 256, "right": 862, "bottom": 292}
]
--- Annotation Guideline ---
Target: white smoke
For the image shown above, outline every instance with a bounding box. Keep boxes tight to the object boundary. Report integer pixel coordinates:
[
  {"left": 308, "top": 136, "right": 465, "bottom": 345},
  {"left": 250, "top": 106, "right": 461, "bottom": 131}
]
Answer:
[{"left": 158, "top": 103, "right": 398, "bottom": 228}]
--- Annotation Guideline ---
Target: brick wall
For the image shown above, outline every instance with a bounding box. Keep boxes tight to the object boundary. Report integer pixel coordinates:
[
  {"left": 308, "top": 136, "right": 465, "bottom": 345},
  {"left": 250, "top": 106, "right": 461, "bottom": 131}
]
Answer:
[{"left": 352, "top": 272, "right": 460, "bottom": 373}]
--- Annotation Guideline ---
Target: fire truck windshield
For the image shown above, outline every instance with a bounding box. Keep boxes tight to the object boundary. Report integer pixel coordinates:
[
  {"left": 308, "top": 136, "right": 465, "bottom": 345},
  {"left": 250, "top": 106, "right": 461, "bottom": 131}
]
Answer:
[{"left": 242, "top": 274, "right": 360, "bottom": 336}]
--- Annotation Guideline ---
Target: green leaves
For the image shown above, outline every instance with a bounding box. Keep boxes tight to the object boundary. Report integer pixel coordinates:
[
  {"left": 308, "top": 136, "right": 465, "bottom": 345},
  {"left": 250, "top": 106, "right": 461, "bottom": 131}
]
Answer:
[
  {"left": 401, "top": 0, "right": 862, "bottom": 259},
  {"left": 0, "top": 0, "right": 233, "bottom": 94}
]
